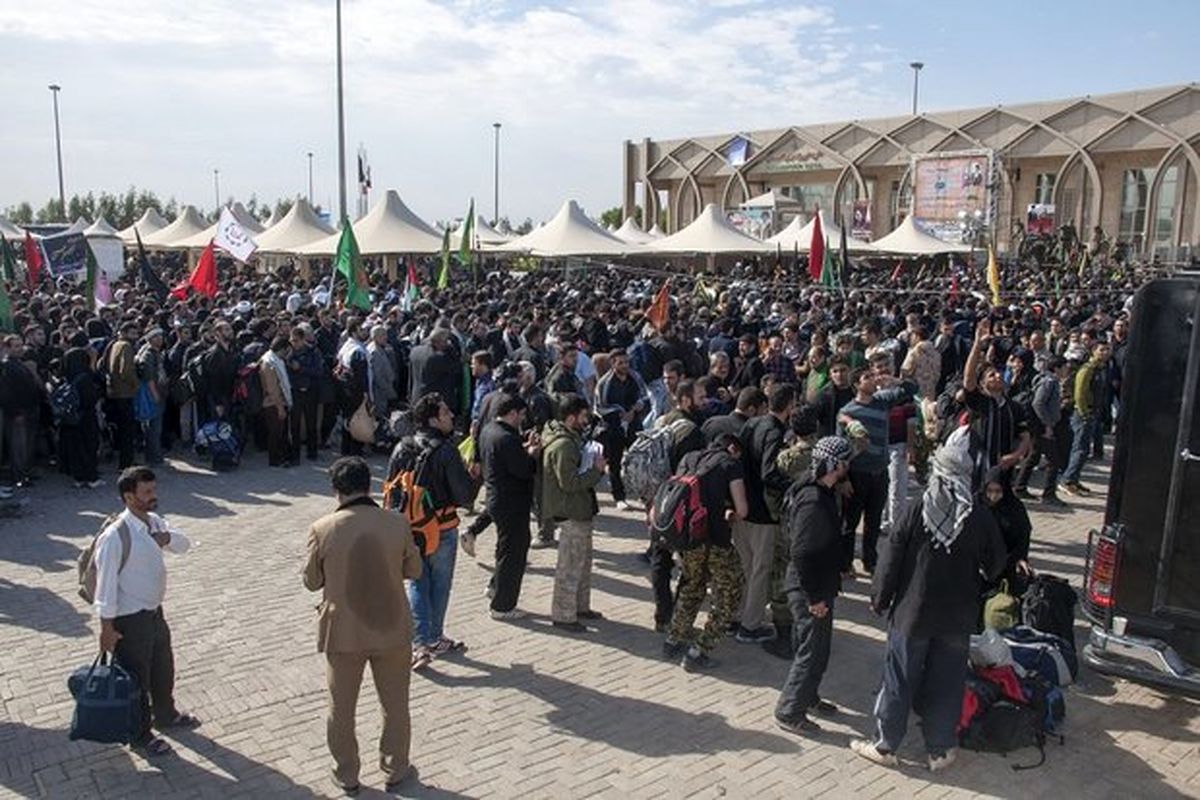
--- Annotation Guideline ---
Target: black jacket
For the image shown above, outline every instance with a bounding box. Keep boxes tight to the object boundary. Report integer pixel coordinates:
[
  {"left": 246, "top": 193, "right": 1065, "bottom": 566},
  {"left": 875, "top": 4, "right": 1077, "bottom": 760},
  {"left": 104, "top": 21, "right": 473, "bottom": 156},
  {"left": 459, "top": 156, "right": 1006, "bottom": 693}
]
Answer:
[
  {"left": 388, "top": 428, "right": 478, "bottom": 512},
  {"left": 701, "top": 410, "right": 750, "bottom": 444},
  {"left": 872, "top": 502, "right": 1007, "bottom": 638},
  {"left": 203, "top": 342, "right": 237, "bottom": 408},
  {"left": 408, "top": 342, "right": 461, "bottom": 411},
  {"left": 479, "top": 420, "right": 536, "bottom": 516},
  {"left": 741, "top": 413, "right": 789, "bottom": 524},
  {"left": 783, "top": 481, "right": 843, "bottom": 602}
]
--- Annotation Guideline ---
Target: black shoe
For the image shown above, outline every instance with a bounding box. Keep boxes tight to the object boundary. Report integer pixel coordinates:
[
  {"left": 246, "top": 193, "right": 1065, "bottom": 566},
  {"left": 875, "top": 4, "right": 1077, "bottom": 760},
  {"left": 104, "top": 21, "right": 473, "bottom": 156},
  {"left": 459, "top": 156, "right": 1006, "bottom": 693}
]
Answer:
[
  {"left": 681, "top": 648, "right": 717, "bottom": 672},
  {"left": 735, "top": 625, "right": 776, "bottom": 644},
  {"left": 384, "top": 765, "right": 416, "bottom": 792},
  {"left": 552, "top": 621, "right": 587, "bottom": 633},
  {"left": 577, "top": 610, "right": 604, "bottom": 620},
  {"left": 775, "top": 715, "right": 821, "bottom": 736},
  {"left": 307, "top": 452, "right": 319, "bottom": 461},
  {"left": 1014, "top": 488, "right": 1034, "bottom": 500},
  {"left": 809, "top": 698, "right": 838, "bottom": 717},
  {"left": 662, "top": 640, "right": 686, "bottom": 661},
  {"left": 330, "top": 775, "right": 361, "bottom": 797},
  {"left": 530, "top": 538, "right": 557, "bottom": 550},
  {"left": 637, "top": 550, "right": 652, "bottom": 565},
  {"left": 1042, "top": 493, "right": 1068, "bottom": 508}
]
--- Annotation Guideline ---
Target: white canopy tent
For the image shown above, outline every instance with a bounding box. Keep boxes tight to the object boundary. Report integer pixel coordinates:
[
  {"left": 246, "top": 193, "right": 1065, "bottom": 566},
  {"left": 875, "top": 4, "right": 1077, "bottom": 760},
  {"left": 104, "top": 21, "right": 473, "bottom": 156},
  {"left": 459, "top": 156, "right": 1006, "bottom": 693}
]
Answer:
[
  {"left": 740, "top": 189, "right": 803, "bottom": 211},
  {"left": 64, "top": 217, "right": 89, "bottom": 235},
  {"left": 294, "top": 189, "right": 443, "bottom": 255},
  {"left": 83, "top": 217, "right": 125, "bottom": 280},
  {"left": 766, "top": 211, "right": 876, "bottom": 253},
  {"left": 450, "top": 214, "right": 513, "bottom": 249},
  {"left": 262, "top": 207, "right": 282, "bottom": 229},
  {"left": 644, "top": 203, "right": 772, "bottom": 255},
  {"left": 0, "top": 216, "right": 24, "bottom": 240},
  {"left": 497, "top": 200, "right": 633, "bottom": 257},
  {"left": 647, "top": 223, "right": 665, "bottom": 238},
  {"left": 118, "top": 208, "right": 169, "bottom": 244},
  {"left": 869, "top": 216, "right": 971, "bottom": 256},
  {"left": 141, "top": 206, "right": 208, "bottom": 247},
  {"left": 170, "top": 203, "right": 265, "bottom": 250},
  {"left": 253, "top": 198, "right": 335, "bottom": 253},
  {"left": 613, "top": 217, "right": 656, "bottom": 245}
]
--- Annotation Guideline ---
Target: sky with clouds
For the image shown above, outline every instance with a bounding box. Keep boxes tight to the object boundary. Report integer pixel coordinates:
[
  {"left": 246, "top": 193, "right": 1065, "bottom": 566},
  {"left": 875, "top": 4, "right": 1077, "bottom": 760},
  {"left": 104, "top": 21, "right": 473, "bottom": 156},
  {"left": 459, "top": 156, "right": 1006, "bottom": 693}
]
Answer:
[{"left": 0, "top": 0, "right": 1194, "bottom": 225}]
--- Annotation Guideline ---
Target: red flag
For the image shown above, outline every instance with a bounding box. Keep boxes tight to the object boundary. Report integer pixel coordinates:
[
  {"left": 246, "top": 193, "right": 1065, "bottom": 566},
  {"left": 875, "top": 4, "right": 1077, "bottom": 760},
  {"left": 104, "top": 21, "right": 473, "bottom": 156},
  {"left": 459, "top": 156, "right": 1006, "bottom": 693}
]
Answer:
[
  {"left": 171, "top": 241, "right": 219, "bottom": 300},
  {"left": 646, "top": 279, "right": 671, "bottom": 331},
  {"left": 808, "top": 209, "right": 824, "bottom": 281},
  {"left": 23, "top": 231, "right": 43, "bottom": 289},
  {"left": 890, "top": 260, "right": 904, "bottom": 282}
]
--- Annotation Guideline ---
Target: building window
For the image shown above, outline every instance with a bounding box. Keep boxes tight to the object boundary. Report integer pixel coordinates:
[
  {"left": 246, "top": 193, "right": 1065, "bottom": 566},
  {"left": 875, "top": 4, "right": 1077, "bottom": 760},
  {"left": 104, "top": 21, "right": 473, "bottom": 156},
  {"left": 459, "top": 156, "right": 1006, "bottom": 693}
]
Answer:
[
  {"left": 1153, "top": 165, "right": 1178, "bottom": 254},
  {"left": 1034, "top": 173, "right": 1056, "bottom": 205},
  {"left": 1118, "top": 168, "right": 1153, "bottom": 250}
]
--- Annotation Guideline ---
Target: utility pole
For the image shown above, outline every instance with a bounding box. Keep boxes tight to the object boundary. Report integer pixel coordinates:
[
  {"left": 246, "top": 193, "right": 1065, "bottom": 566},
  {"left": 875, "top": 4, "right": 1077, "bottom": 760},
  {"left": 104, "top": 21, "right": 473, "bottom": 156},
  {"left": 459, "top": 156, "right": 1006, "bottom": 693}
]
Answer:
[
  {"left": 335, "top": 0, "right": 347, "bottom": 223},
  {"left": 492, "top": 122, "right": 502, "bottom": 224},
  {"left": 909, "top": 62, "right": 924, "bottom": 115},
  {"left": 48, "top": 84, "right": 65, "bottom": 220},
  {"left": 307, "top": 152, "right": 314, "bottom": 205},
  {"left": 213, "top": 169, "right": 221, "bottom": 212}
]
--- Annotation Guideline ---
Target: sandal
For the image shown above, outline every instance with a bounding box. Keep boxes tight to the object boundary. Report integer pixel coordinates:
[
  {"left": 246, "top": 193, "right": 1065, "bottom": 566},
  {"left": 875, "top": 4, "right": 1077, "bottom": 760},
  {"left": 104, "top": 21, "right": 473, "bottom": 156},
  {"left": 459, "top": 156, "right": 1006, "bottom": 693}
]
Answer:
[
  {"left": 431, "top": 636, "right": 466, "bottom": 656},
  {"left": 158, "top": 712, "right": 201, "bottom": 730},
  {"left": 411, "top": 646, "right": 434, "bottom": 671},
  {"left": 134, "top": 736, "right": 174, "bottom": 757}
]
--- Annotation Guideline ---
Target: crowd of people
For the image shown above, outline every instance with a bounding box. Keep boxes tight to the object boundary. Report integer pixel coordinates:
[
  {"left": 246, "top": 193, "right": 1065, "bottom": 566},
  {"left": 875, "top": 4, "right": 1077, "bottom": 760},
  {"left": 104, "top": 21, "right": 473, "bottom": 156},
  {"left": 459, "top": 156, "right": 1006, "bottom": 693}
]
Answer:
[{"left": 27, "top": 237, "right": 1150, "bottom": 792}]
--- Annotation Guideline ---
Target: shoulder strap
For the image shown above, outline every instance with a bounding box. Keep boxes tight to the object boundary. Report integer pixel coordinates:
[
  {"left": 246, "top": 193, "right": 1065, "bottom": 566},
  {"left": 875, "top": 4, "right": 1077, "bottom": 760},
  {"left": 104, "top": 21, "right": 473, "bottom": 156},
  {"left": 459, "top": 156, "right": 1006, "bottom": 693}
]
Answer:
[{"left": 116, "top": 521, "right": 131, "bottom": 573}]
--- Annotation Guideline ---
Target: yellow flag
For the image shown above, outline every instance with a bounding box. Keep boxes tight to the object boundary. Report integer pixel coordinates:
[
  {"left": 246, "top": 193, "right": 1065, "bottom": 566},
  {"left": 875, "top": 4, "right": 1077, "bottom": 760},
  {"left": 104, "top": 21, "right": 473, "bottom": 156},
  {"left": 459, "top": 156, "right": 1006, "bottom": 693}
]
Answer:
[{"left": 986, "top": 246, "right": 1001, "bottom": 306}]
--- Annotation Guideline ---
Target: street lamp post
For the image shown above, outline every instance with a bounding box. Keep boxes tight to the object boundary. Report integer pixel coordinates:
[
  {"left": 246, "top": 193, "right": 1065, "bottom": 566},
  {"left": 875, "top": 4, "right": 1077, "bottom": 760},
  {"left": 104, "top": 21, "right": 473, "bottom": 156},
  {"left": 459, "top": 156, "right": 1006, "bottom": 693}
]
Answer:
[
  {"left": 492, "top": 122, "right": 501, "bottom": 225},
  {"left": 909, "top": 62, "right": 924, "bottom": 115},
  {"left": 48, "top": 84, "right": 65, "bottom": 220},
  {"left": 307, "top": 152, "right": 314, "bottom": 205},
  {"left": 335, "top": 0, "right": 347, "bottom": 223},
  {"left": 213, "top": 169, "right": 221, "bottom": 212}
]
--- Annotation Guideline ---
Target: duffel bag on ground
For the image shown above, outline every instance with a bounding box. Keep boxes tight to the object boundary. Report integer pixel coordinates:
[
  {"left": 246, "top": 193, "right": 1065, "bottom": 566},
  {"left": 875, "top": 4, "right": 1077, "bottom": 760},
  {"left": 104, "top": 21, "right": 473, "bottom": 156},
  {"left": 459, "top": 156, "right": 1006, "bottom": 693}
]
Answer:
[
  {"left": 1003, "top": 625, "right": 1078, "bottom": 686},
  {"left": 1022, "top": 573, "right": 1078, "bottom": 651},
  {"left": 67, "top": 653, "right": 141, "bottom": 744}
]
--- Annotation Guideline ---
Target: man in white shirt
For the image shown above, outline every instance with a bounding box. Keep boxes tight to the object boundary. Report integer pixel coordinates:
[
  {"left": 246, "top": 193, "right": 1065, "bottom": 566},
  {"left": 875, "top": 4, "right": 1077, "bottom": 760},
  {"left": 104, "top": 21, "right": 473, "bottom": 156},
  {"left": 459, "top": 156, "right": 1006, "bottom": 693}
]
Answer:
[{"left": 95, "top": 467, "right": 198, "bottom": 756}]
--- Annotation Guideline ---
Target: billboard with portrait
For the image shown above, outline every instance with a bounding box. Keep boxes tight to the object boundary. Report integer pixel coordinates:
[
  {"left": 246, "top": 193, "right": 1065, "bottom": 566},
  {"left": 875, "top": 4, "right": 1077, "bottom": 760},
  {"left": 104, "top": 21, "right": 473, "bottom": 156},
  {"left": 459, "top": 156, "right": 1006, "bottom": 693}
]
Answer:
[{"left": 911, "top": 150, "right": 993, "bottom": 243}]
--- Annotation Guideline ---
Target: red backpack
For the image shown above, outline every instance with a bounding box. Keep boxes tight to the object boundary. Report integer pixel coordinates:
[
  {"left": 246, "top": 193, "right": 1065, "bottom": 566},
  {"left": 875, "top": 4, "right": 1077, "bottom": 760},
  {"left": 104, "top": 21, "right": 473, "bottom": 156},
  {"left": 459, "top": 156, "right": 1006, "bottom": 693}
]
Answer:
[{"left": 648, "top": 450, "right": 723, "bottom": 551}]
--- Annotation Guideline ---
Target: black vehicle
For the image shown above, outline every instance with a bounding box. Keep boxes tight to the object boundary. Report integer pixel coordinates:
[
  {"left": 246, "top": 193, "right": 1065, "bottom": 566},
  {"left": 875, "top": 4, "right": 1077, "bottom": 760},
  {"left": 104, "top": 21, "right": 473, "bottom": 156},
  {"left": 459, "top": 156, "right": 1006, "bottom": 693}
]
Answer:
[{"left": 1082, "top": 277, "right": 1200, "bottom": 695}]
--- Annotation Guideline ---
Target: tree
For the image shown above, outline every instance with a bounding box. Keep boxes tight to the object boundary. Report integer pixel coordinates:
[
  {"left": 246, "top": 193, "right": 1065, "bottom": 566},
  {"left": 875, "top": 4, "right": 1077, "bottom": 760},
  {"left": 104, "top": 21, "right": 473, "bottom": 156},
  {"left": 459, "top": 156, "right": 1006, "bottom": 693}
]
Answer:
[
  {"left": 4, "top": 202, "right": 34, "bottom": 224},
  {"left": 600, "top": 205, "right": 642, "bottom": 230},
  {"left": 515, "top": 217, "right": 534, "bottom": 235}
]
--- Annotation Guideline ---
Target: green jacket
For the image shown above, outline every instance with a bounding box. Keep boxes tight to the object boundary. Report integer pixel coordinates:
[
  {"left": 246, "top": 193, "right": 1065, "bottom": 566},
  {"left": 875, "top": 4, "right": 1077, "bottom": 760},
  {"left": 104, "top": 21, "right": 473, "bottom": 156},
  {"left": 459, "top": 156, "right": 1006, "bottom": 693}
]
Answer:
[
  {"left": 1073, "top": 359, "right": 1102, "bottom": 418},
  {"left": 540, "top": 421, "right": 603, "bottom": 522}
]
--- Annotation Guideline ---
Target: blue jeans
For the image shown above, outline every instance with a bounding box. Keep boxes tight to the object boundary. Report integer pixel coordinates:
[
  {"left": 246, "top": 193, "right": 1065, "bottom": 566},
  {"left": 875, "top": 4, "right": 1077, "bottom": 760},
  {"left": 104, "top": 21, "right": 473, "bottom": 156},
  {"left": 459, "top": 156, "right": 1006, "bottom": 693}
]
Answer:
[
  {"left": 872, "top": 628, "right": 968, "bottom": 755},
  {"left": 1062, "top": 412, "right": 1094, "bottom": 484},
  {"left": 406, "top": 528, "right": 458, "bottom": 647}
]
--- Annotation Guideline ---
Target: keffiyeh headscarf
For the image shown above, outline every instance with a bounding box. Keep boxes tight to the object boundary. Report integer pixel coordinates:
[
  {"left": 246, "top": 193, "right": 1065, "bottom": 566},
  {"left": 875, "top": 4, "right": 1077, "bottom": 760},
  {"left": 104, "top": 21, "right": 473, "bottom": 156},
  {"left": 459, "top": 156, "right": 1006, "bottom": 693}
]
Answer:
[
  {"left": 811, "top": 436, "right": 852, "bottom": 480},
  {"left": 922, "top": 426, "right": 975, "bottom": 552}
]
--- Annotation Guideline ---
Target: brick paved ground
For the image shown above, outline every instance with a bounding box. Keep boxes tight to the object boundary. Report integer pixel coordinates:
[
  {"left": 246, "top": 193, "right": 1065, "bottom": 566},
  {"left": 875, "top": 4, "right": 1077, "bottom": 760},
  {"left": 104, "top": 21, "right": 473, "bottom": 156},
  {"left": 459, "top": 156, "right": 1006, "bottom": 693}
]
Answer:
[{"left": 1, "top": 448, "right": 1198, "bottom": 799}]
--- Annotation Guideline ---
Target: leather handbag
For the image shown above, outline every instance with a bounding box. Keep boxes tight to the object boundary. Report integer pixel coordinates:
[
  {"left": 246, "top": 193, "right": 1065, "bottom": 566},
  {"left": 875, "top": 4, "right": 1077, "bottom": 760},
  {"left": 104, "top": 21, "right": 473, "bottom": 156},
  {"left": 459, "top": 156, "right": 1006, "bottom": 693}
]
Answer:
[{"left": 348, "top": 400, "right": 376, "bottom": 444}]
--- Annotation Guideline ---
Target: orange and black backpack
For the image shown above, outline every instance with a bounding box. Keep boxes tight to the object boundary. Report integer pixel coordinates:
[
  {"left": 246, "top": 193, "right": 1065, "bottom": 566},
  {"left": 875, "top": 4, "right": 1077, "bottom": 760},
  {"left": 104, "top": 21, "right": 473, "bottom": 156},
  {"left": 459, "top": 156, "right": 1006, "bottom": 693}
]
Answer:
[{"left": 382, "top": 447, "right": 443, "bottom": 555}]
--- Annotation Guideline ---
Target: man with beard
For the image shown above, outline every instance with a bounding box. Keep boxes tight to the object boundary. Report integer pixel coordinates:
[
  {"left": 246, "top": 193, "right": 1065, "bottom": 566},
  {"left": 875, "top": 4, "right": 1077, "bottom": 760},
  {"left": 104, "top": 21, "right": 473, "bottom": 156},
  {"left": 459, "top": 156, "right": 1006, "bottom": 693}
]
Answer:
[{"left": 202, "top": 321, "right": 238, "bottom": 424}]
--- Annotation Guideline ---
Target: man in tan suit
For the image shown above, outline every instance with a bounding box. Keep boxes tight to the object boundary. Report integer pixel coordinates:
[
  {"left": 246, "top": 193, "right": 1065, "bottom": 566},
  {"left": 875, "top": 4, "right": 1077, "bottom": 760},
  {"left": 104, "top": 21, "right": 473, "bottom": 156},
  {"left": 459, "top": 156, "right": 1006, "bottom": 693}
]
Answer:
[{"left": 304, "top": 457, "right": 423, "bottom": 796}]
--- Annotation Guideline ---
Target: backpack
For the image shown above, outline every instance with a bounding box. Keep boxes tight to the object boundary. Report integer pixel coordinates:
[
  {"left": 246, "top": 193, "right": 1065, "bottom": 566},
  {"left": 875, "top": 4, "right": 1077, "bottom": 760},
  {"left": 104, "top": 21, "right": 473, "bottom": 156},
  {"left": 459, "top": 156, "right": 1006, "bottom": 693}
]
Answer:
[
  {"left": 67, "top": 653, "right": 142, "bottom": 745},
  {"left": 382, "top": 448, "right": 442, "bottom": 556},
  {"left": 195, "top": 421, "right": 241, "bottom": 470},
  {"left": 51, "top": 377, "right": 84, "bottom": 427},
  {"left": 77, "top": 516, "right": 130, "bottom": 604},
  {"left": 1003, "top": 625, "right": 1078, "bottom": 685},
  {"left": 961, "top": 700, "right": 1049, "bottom": 770},
  {"left": 649, "top": 474, "right": 709, "bottom": 552},
  {"left": 1022, "top": 674, "right": 1066, "bottom": 736},
  {"left": 622, "top": 420, "right": 692, "bottom": 502},
  {"left": 232, "top": 363, "right": 263, "bottom": 415},
  {"left": 983, "top": 580, "right": 1022, "bottom": 631},
  {"left": 1021, "top": 574, "right": 1078, "bottom": 651}
]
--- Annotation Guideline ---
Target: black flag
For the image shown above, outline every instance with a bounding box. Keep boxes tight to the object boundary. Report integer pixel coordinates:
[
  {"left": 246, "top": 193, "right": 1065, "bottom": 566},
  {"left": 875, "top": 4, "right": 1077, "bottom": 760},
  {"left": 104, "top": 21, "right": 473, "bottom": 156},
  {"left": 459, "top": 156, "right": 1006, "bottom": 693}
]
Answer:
[{"left": 134, "top": 229, "right": 169, "bottom": 302}]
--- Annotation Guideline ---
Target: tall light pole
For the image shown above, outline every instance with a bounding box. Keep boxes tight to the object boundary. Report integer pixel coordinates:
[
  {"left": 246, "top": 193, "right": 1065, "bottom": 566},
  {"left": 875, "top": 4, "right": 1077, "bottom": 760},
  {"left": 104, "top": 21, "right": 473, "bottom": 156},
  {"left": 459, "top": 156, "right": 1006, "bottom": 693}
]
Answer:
[
  {"left": 492, "top": 122, "right": 501, "bottom": 225},
  {"left": 306, "top": 152, "right": 314, "bottom": 205},
  {"left": 909, "top": 62, "right": 924, "bottom": 115},
  {"left": 213, "top": 169, "right": 221, "bottom": 212},
  {"left": 48, "top": 84, "right": 65, "bottom": 220},
  {"left": 335, "top": 0, "right": 347, "bottom": 223}
]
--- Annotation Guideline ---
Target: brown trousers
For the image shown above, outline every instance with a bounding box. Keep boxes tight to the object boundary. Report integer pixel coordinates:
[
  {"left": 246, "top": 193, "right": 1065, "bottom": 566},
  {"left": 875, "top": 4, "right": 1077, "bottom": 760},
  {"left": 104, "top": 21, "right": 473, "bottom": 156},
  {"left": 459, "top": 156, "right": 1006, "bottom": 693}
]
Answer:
[{"left": 326, "top": 648, "right": 412, "bottom": 787}]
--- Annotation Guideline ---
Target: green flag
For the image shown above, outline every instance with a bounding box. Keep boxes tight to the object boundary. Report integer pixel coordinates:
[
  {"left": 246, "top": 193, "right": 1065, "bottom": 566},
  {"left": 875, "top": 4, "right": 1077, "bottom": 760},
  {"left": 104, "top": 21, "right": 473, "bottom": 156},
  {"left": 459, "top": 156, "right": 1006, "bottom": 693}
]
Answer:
[
  {"left": 819, "top": 236, "right": 837, "bottom": 287},
  {"left": 333, "top": 219, "right": 371, "bottom": 310},
  {"left": 0, "top": 278, "right": 11, "bottom": 333},
  {"left": 437, "top": 226, "right": 451, "bottom": 289},
  {"left": 458, "top": 199, "right": 475, "bottom": 272},
  {"left": 0, "top": 237, "right": 15, "bottom": 283},
  {"left": 85, "top": 240, "right": 98, "bottom": 310}
]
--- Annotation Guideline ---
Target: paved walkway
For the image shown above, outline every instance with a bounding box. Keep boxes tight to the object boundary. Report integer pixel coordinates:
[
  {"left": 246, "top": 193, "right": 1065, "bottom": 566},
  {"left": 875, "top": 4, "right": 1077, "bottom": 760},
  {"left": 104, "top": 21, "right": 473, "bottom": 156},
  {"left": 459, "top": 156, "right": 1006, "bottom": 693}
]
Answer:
[{"left": 1, "top": 450, "right": 1198, "bottom": 799}]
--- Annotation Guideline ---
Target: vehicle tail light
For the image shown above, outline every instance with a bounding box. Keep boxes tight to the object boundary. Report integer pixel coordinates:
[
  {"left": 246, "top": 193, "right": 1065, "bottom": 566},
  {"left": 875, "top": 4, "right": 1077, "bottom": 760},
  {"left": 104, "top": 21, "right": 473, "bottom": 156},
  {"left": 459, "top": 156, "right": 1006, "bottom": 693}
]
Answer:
[{"left": 1084, "top": 526, "right": 1124, "bottom": 622}]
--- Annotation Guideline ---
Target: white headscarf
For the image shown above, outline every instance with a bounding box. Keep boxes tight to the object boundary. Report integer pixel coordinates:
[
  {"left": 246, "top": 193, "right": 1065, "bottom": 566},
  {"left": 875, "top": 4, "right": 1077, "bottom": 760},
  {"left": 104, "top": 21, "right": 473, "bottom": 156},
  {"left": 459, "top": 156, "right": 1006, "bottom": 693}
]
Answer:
[{"left": 922, "top": 426, "right": 975, "bottom": 552}]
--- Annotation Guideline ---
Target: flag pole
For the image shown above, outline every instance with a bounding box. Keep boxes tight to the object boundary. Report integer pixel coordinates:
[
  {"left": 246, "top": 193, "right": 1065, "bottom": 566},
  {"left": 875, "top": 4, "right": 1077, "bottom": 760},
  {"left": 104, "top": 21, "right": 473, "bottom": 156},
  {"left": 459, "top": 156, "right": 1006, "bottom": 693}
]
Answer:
[{"left": 335, "top": 0, "right": 348, "bottom": 223}]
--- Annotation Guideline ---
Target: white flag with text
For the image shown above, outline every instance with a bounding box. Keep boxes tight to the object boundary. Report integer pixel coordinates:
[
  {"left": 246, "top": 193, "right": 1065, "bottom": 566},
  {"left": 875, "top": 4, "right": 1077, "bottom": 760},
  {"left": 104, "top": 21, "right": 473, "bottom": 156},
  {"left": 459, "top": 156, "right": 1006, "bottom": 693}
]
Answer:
[{"left": 214, "top": 207, "right": 257, "bottom": 263}]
